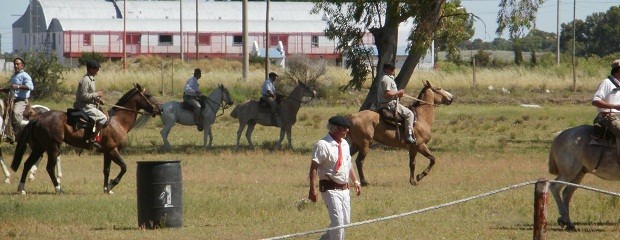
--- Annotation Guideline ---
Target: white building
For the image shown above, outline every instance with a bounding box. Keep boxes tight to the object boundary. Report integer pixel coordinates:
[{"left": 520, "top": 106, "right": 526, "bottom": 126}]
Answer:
[{"left": 12, "top": 0, "right": 433, "bottom": 69}]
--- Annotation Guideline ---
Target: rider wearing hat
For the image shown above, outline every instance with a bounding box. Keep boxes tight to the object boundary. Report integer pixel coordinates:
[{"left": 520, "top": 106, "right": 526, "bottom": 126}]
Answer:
[
  {"left": 592, "top": 59, "right": 620, "bottom": 154},
  {"left": 74, "top": 60, "right": 107, "bottom": 149},
  {"left": 377, "top": 63, "right": 416, "bottom": 144},
  {"left": 183, "top": 68, "right": 205, "bottom": 131},
  {"left": 261, "top": 72, "right": 280, "bottom": 126}
]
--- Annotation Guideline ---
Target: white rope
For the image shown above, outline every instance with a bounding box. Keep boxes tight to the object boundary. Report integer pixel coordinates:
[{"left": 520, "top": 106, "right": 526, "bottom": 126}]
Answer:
[
  {"left": 262, "top": 180, "right": 538, "bottom": 240},
  {"left": 549, "top": 180, "right": 620, "bottom": 197}
]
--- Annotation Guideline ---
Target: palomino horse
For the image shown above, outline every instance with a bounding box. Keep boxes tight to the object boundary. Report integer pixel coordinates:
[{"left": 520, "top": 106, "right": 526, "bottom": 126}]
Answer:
[
  {"left": 11, "top": 84, "right": 162, "bottom": 194},
  {"left": 230, "top": 81, "right": 316, "bottom": 149},
  {"left": 548, "top": 125, "right": 620, "bottom": 230},
  {"left": 348, "top": 80, "right": 453, "bottom": 186},
  {"left": 0, "top": 103, "right": 61, "bottom": 183},
  {"left": 159, "top": 84, "right": 234, "bottom": 150}
]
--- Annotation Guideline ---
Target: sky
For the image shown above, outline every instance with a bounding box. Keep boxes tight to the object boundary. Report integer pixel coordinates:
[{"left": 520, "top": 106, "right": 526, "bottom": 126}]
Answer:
[{"left": 0, "top": 0, "right": 619, "bottom": 53}]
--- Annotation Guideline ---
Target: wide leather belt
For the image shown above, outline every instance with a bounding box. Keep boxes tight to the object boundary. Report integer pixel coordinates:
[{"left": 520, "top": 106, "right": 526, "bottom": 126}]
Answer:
[{"left": 319, "top": 179, "right": 348, "bottom": 192}]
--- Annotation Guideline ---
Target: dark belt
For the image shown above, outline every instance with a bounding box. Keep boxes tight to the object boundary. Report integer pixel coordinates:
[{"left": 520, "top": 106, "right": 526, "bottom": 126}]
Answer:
[
  {"left": 14, "top": 97, "right": 27, "bottom": 102},
  {"left": 319, "top": 179, "right": 348, "bottom": 192}
]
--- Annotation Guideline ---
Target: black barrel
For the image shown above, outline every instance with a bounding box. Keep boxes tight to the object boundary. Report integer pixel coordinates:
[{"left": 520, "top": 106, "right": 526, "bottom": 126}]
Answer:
[{"left": 137, "top": 161, "right": 183, "bottom": 229}]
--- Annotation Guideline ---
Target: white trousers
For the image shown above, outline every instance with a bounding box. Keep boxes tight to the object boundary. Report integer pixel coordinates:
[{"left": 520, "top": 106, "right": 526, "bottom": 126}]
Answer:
[{"left": 320, "top": 189, "right": 351, "bottom": 240}]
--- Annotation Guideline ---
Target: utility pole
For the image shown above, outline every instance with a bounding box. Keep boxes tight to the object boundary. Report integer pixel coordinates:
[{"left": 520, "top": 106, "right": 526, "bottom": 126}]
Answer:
[
  {"left": 571, "top": 0, "right": 576, "bottom": 92},
  {"left": 180, "top": 0, "right": 184, "bottom": 62},
  {"left": 29, "top": 0, "right": 33, "bottom": 51},
  {"left": 242, "top": 0, "right": 249, "bottom": 81},
  {"left": 195, "top": 0, "right": 199, "bottom": 61},
  {"left": 123, "top": 0, "right": 127, "bottom": 71},
  {"left": 556, "top": 0, "right": 560, "bottom": 65},
  {"left": 264, "top": 0, "right": 270, "bottom": 79}
]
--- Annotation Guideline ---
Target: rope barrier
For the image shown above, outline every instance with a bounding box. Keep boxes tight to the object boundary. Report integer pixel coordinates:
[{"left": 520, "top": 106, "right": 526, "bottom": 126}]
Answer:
[
  {"left": 262, "top": 179, "right": 620, "bottom": 240},
  {"left": 262, "top": 180, "right": 538, "bottom": 240}
]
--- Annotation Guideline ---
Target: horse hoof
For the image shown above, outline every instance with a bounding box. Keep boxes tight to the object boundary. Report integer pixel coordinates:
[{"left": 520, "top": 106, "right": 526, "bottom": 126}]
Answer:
[
  {"left": 28, "top": 173, "right": 35, "bottom": 181},
  {"left": 55, "top": 186, "right": 65, "bottom": 194},
  {"left": 19, "top": 190, "right": 26, "bottom": 195},
  {"left": 360, "top": 180, "right": 369, "bottom": 187},
  {"left": 3, "top": 177, "right": 9, "bottom": 184}
]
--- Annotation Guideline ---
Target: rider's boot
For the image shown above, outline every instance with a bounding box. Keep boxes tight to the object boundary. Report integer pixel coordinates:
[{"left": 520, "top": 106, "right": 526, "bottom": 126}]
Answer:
[
  {"left": 405, "top": 128, "right": 416, "bottom": 144},
  {"left": 193, "top": 109, "right": 203, "bottom": 132}
]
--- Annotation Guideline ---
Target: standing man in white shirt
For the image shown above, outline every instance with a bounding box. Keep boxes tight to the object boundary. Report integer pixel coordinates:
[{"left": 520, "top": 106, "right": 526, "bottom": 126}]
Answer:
[{"left": 308, "top": 116, "right": 362, "bottom": 240}]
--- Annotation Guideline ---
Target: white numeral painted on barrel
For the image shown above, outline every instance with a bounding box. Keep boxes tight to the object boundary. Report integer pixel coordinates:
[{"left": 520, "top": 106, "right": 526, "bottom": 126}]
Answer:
[{"left": 159, "top": 184, "right": 173, "bottom": 208}]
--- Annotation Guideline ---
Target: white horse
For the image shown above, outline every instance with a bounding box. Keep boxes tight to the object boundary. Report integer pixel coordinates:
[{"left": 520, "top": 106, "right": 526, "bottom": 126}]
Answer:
[
  {"left": 0, "top": 103, "right": 62, "bottom": 184},
  {"left": 159, "top": 84, "right": 234, "bottom": 150}
]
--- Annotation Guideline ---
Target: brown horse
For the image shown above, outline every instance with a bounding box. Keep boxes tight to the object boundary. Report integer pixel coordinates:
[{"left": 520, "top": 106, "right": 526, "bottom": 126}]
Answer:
[
  {"left": 548, "top": 125, "right": 620, "bottom": 230},
  {"left": 11, "top": 84, "right": 162, "bottom": 194},
  {"left": 348, "top": 80, "right": 453, "bottom": 186},
  {"left": 230, "top": 81, "right": 316, "bottom": 149}
]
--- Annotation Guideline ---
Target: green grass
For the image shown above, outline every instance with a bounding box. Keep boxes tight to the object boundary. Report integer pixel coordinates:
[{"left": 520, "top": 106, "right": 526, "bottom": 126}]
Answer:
[{"left": 1, "top": 103, "right": 620, "bottom": 239}]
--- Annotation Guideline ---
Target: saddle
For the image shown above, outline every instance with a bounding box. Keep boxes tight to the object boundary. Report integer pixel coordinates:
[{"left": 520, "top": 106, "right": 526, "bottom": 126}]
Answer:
[
  {"left": 258, "top": 95, "right": 283, "bottom": 112},
  {"left": 181, "top": 96, "right": 206, "bottom": 111},
  {"left": 591, "top": 116, "right": 615, "bottom": 147},
  {"left": 66, "top": 108, "right": 92, "bottom": 130},
  {"left": 377, "top": 107, "right": 404, "bottom": 127}
]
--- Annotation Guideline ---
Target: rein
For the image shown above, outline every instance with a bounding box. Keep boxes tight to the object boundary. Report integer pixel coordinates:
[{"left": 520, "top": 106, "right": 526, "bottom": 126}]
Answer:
[
  {"left": 202, "top": 88, "right": 232, "bottom": 118},
  {"left": 106, "top": 103, "right": 154, "bottom": 116},
  {"left": 279, "top": 83, "right": 315, "bottom": 103}
]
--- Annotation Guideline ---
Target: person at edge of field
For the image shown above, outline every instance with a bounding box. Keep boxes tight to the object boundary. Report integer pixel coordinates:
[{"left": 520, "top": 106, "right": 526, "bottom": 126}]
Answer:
[
  {"left": 0, "top": 57, "right": 35, "bottom": 143},
  {"left": 261, "top": 72, "right": 280, "bottom": 126},
  {"left": 183, "top": 68, "right": 205, "bottom": 131},
  {"left": 308, "top": 115, "right": 362, "bottom": 240},
  {"left": 73, "top": 60, "right": 107, "bottom": 149},
  {"left": 592, "top": 59, "right": 620, "bottom": 155},
  {"left": 376, "top": 62, "right": 416, "bottom": 144}
]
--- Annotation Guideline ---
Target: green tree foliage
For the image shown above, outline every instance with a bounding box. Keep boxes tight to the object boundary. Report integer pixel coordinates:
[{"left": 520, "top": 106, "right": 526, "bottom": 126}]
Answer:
[
  {"left": 77, "top": 52, "right": 106, "bottom": 67},
  {"left": 561, "top": 6, "right": 620, "bottom": 57},
  {"left": 496, "top": 0, "right": 544, "bottom": 64},
  {"left": 434, "top": 0, "right": 474, "bottom": 64},
  {"left": 312, "top": 1, "right": 446, "bottom": 110},
  {"left": 20, "top": 52, "right": 67, "bottom": 99}
]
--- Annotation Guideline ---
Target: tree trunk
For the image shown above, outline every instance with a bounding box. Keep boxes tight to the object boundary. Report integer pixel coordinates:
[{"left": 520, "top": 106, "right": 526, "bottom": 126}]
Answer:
[{"left": 359, "top": 0, "right": 446, "bottom": 111}]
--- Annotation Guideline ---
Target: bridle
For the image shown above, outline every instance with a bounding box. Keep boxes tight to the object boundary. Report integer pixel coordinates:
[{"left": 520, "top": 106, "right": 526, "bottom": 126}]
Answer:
[
  {"left": 279, "top": 82, "right": 316, "bottom": 103},
  {"left": 411, "top": 86, "right": 449, "bottom": 107},
  {"left": 202, "top": 85, "right": 233, "bottom": 118},
  {"left": 108, "top": 87, "right": 161, "bottom": 116}
]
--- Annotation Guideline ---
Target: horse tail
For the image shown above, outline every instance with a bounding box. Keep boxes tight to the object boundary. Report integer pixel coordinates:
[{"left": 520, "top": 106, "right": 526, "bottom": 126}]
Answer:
[
  {"left": 230, "top": 105, "right": 239, "bottom": 119},
  {"left": 11, "top": 120, "right": 35, "bottom": 171},
  {"left": 133, "top": 114, "right": 151, "bottom": 129},
  {"left": 548, "top": 132, "right": 561, "bottom": 175}
]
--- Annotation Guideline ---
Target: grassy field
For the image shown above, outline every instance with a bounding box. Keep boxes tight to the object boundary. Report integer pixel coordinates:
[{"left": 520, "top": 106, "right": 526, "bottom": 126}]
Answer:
[{"left": 1, "top": 101, "right": 620, "bottom": 239}]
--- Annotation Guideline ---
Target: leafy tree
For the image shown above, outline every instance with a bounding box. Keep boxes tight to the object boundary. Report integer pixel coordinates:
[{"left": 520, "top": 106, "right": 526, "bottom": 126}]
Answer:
[
  {"left": 434, "top": 0, "right": 474, "bottom": 64},
  {"left": 78, "top": 52, "right": 106, "bottom": 67},
  {"left": 20, "top": 52, "right": 68, "bottom": 99},
  {"left": 312, "top": 1, "right": 447, "bottom": 110},
  {"left": 496, "top": 0, "right": 544, "bottom": 64}
]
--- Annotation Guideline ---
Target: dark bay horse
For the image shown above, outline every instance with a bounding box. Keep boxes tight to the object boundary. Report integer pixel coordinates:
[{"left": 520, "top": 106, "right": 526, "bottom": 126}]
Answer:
[
  {"left": 230, "top": 81, "right": 316, "bottom": 149},
  {"left": 11, "top": 84, "right": 162, "bottom": 194},
  {"left": 549, "top": 125, "right": 620, "bottom": 230},
  {"left": 347, "top": 81, "right": 453, "bottom": 186}
]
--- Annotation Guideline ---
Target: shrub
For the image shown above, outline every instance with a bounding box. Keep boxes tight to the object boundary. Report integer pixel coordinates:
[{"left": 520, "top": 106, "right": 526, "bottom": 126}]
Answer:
[
  {"left": 78, "top": 52, "right": 106, "bottom": 67},
  {"left": 20, "top": 51, "right": 68, "bottom": 99}
]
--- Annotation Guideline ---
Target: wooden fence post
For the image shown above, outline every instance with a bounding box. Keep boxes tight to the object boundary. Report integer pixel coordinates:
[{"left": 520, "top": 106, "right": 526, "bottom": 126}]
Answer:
[{"left": 533, "top": 179, "right": 550, "bottom": 240}]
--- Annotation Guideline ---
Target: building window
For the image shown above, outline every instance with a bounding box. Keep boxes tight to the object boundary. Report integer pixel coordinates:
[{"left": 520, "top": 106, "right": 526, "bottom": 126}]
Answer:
[
  {"left": 52, "top": 33, "right": 56, "bottom": 50},
  {"left": 126, "top": 34, "right": 141, "bottom": 45},
  {"left": 83, "top": 34, "right": 92, "bottom": 46},
  {"left": 233, "top": 35, "right": 243, "bottom": 45},
  {"left": 198, "top": 33, "right": 211, "bottom": 45},
  {"left": 159, "top": 35, "right": 173, "bottom": 46},
  {"left": 311, "top": 36, "right": 319, "bottom": 47}
]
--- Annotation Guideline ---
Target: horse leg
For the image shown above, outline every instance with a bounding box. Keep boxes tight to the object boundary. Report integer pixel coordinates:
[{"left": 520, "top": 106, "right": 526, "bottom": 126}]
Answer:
[
  {"left": 559, "top": 171, "right": 586, "bottom": 231},
  {"left": 1, "top": 157, "right": 10, "bottom": 184},
  {"left": 104, "top": 150, "right": 127, "bottom": 194},
  {"left": 160, "top": 121, "right": 174, "bottom": 150},
  {"left": 56, "top": 156, "right": 62, "bottom": 181},
  {"left": 246, "top": 123, "right": 256, "bottom": 149},
  {"left": 285, "top": 126, "right": 293, "bottom": 149},
  {"left": 28, "top": 155, "right": 44, "bottom": 181},
  {"left": 203, "top": 126, "right": 212, "bottom": 147},
  {"left": 17, "top": 149, "right": 44, "bottom": 194},
  {"left": 45, "top": 149, "right": 63, "bottom": 194},
  {"left": 235, "top": 122, "right": 247, "bottom": 149},
  {"left": 355, "top": 146, "right": 370, "bottom": 186},
  {"left": 412, "top": 144, "right": 435, "bottom": 185},
  {"left": 275, "top": 127, "right": 286, "bottom": 149}
]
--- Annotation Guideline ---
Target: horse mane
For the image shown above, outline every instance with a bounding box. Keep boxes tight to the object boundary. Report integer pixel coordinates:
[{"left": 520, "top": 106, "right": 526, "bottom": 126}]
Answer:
[
  {"left": 412, "top": 85, "right": 431, "bottom": 108},
  {"left": 115, "top": 86, "right": 140, "bottom": 106}
]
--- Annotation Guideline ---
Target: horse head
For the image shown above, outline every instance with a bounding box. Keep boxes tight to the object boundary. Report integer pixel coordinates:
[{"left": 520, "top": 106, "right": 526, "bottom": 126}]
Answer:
[
  {"left": 218, "top": 84, "right": 234, "bottom": 108},
  {"left": 297, "top": 81, "right": 318, "bottom": 100},
  {"left": 416, "top": 80, "right": 453, "bottom": 107},
  {"left": 117, "top": 83, "right": 162, "bottom": 117}
]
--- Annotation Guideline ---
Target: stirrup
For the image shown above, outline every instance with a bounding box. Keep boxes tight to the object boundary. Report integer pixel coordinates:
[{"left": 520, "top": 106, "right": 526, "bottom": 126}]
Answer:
[{"left": 405, "top": 135, "right": 416, "bottom": 144}]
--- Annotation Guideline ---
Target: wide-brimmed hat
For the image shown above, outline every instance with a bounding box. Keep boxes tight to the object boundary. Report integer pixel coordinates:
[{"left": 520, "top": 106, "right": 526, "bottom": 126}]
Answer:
[{"left": 383, "top": 63, "right": 396, "bottom": 69}]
